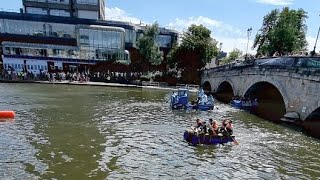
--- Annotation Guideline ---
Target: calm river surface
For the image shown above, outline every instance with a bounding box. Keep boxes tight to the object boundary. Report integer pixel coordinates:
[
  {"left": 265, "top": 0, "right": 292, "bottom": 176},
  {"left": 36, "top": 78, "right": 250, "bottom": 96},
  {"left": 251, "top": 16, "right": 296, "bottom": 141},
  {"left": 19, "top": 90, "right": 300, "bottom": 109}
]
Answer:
[{"left": 0, "top": 83, "right": 319, "bottom": 179}]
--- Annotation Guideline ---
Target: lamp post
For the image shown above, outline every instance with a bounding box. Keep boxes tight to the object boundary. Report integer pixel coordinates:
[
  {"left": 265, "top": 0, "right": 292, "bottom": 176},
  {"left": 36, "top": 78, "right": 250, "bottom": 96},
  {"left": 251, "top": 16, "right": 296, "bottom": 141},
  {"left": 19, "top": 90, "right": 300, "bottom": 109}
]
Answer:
[
  {"left": 246, "top": 27, "right": 253, "bottom": 60},
  {"left": 312, "top": 24, "right": 320, "bottom": 56}
]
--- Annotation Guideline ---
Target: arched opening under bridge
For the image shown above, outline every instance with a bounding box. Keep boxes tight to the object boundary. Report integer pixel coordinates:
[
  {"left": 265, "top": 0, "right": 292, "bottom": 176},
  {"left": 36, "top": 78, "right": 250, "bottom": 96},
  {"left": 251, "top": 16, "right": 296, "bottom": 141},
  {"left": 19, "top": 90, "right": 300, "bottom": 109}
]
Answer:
[
  {"left": 244, "top": 82, "right": 286, "bottom": 122},
  {"left": 202, "top": 81, "right": 212, "bottom": 94},
  {"left": 215, "top": 81, "right": 234, "bottom": 103},
  {"left": 304, "top": 107, "right": 320, "bottom": 138}
]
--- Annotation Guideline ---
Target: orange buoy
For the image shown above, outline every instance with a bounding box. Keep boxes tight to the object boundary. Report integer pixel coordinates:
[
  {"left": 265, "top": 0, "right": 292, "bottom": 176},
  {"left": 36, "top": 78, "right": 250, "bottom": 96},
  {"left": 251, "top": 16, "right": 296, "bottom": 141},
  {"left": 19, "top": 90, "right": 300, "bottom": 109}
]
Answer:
[{"left": 0, "top": 111, "right": 15, "bottom": 119}]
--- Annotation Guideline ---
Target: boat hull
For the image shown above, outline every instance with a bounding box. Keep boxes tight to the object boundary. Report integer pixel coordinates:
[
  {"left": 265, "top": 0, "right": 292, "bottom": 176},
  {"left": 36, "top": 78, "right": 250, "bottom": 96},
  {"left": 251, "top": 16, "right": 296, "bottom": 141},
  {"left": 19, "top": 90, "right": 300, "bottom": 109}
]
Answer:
[
  {"left": 230, "top": 100, "right": 257, "bottom": 112},
  {"left": 183, "top": 131, "right": 235, "bottom": 146}
]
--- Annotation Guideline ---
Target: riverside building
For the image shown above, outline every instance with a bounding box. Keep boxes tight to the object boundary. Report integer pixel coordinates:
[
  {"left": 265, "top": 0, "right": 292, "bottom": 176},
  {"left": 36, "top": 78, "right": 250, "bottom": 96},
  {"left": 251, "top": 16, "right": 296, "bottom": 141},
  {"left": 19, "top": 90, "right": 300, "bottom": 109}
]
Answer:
[{"left": 0, "top": 0, "right": 178, "bottom": 75}]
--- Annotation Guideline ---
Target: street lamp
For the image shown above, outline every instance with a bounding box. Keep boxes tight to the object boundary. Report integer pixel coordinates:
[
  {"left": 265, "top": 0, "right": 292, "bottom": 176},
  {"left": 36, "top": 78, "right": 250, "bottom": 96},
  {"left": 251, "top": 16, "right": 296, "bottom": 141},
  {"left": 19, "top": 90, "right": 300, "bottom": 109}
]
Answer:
[
  {"left": 246, "top": 27, "right": 253, "bottom": 60},
  {"left": 312, "top": 18, "right": 320, "bottom": 56}
]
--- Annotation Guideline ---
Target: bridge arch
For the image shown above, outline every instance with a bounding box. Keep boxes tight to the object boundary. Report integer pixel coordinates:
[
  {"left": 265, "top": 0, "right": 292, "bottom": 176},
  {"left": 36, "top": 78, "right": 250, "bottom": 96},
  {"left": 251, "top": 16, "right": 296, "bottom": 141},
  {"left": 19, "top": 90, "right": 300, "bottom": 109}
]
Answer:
[
  {"left": 202, "top": 81, "right": 212, "bottom": 93},
  {"left": 215, "top": 80, "right": 235, "bottom": 103},
  {"left": 303, "top": 107, "right": 320, "bottom": 138},
  {"left": 243, "top": 81, "right": 287, "bottom": 122}
]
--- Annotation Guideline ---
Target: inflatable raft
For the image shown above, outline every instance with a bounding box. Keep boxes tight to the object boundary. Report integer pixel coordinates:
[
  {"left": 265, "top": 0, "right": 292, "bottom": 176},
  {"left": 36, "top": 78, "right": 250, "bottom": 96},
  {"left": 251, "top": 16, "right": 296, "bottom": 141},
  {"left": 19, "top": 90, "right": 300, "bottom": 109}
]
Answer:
[{"left": 184, "top": 130, "right": 235, "bottom": 146}]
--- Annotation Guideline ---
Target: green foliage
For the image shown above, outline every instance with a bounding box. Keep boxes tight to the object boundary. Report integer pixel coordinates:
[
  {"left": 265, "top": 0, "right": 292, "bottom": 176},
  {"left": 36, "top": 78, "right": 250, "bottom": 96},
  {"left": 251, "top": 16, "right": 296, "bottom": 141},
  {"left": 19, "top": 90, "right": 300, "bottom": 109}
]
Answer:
[
  {"left": 167, "top": 42, "right": 179, "bottom": 68},
  {"left": 167, "top": 24, "right": 219, "bottom": 69},
  {"left": 137, "top": 23, "right": 164, "bottom": 66},
  {"left": 220, "top": 48, "right": 242, "bottom": 65},
  {"left": 253, "top": 7, "right": 308, "bottom": 56},
  {"left": 180, "top": 24, "right": 219, "bottom": 66}
]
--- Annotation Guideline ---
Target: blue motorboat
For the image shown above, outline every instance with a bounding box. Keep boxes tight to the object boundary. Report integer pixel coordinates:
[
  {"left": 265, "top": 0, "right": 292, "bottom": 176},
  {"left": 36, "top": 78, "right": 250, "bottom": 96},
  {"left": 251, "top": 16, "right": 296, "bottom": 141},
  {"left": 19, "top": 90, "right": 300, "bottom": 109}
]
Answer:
[
  {"left": 170, "top": 88, "right": 214, "bottom": 110},
  {"left": 183, "top": 130, "right": 235, "bottom": 146},
  {"left": 230, "top": 99, "right": 258, "bottom": 112},
  {"left": 195, "top": 88, "right": 214, "bottom": 111}
]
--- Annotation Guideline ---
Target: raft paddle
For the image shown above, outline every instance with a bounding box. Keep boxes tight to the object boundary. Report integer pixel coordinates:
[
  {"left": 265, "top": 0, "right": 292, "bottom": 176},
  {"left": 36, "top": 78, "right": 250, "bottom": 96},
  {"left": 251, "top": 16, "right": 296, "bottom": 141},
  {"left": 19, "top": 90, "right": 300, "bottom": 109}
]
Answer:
[{"left": 227, "top": 132, "right": 239, "bottom": 145}]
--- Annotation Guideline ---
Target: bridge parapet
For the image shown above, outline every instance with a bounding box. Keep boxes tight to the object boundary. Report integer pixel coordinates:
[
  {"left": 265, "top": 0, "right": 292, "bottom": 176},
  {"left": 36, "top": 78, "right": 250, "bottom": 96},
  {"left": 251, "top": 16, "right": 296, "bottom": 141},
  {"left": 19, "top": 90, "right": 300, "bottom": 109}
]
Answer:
[
  {"left": 203, "top": 66, "right": 320, "bottom": 83},
  {"left": 201, "top": 61, "right": 320, "bottom": 121}
]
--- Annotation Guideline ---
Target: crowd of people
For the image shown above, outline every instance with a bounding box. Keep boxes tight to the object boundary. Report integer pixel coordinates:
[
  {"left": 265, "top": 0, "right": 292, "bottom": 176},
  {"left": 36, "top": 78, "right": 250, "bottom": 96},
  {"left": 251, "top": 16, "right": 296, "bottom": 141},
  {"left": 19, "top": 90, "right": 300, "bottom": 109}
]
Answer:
[
  {"left": 192, "top": 118, "right": 233, "bottom": 136},
  {"left": 90, "top": 71, "right": 142, "bottom": 83},
  {"left": 231, "top": 96, "right": 258, "bottom": 107},
  {"left": 0, "top": 69, "right": 91, "bottom": 82},
  {"left": 0, "top": 68, "right": 144, "bottom": 84}
]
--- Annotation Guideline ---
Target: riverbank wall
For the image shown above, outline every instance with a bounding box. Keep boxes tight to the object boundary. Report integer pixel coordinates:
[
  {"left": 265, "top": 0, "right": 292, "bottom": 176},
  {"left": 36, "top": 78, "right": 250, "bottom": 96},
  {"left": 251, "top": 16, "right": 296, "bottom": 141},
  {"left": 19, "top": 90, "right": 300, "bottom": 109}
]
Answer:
[{"left": 0, "top": 79, "right": 199, "bottom": 92}]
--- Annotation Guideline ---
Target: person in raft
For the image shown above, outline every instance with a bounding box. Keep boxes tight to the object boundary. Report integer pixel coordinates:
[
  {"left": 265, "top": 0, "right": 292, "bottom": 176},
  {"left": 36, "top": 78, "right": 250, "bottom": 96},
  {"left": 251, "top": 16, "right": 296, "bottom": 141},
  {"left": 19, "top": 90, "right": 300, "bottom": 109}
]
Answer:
[
  {"left": 225, "top": 120, "right": 233, "bottom": 135},
  {"left": 220, "top": 120, "right": 233, "bottom": 136},
  {"left": 192, "top": 119, "right": 203, "bottom": 131},
  {"left": 211, "top": 120, "right": 219, "bottom": 135}
]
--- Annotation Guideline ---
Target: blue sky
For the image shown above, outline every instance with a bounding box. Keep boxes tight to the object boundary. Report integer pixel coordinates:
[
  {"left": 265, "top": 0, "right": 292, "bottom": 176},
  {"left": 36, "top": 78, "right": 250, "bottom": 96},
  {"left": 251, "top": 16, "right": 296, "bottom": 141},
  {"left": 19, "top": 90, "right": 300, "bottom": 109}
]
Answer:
[{"left": 2, "top": 0, "right": 320, "bottom": 53}]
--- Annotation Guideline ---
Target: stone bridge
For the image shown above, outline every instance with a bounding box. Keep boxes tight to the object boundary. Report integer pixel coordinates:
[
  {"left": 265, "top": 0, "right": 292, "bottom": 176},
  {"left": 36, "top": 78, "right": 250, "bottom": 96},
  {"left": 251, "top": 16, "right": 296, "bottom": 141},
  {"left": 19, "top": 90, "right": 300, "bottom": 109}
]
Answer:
[{"left": 201, "top": 62, "right": 320, "bottom": 132}]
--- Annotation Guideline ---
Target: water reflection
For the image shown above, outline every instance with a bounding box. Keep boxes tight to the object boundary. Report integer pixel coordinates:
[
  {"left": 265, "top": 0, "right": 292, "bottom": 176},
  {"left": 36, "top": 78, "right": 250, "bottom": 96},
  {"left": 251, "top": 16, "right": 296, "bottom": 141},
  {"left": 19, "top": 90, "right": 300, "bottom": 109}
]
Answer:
[{"left": 0, "top": 84, "right": 319, "bottom": 179}]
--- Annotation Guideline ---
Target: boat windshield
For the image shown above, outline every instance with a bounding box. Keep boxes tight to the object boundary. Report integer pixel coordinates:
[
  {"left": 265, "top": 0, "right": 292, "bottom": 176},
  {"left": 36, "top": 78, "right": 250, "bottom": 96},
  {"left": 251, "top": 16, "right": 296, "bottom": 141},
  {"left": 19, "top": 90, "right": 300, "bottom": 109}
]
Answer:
[{"left": 178, "top": 90, "right": 187, "bottom": 96}]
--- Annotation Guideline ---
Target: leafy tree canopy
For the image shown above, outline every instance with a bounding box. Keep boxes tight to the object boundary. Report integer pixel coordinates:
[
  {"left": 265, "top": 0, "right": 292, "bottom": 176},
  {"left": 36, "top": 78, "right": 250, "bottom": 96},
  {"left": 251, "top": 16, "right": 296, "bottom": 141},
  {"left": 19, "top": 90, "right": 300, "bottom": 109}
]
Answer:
[
  {"left": 253, "top": 7, "right": 308, "bottom": 56},
  {"left": 137, "top": 23, "right": 163, "bottom": 66},
  {"left": 220, "top": 48, "right": 243, "bottom": 65},
  {"left": 168, "top": 24, "right": 218, "bottom": 69}
]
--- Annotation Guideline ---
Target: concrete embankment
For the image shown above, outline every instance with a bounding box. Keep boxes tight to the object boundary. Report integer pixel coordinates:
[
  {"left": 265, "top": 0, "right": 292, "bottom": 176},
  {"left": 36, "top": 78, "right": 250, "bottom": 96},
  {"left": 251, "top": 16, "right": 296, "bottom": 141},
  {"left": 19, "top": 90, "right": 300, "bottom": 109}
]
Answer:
[{"left": 0, "top": 80, "right": 198, "bottom": 92}]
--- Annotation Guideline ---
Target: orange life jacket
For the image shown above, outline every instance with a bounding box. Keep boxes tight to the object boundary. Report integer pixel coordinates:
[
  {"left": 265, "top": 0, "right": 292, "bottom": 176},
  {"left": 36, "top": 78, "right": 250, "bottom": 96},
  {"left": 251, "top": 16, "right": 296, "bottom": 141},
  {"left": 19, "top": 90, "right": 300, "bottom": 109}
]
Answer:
[{"left": 212, "top": 124, "right": 219, "bottom": 131}]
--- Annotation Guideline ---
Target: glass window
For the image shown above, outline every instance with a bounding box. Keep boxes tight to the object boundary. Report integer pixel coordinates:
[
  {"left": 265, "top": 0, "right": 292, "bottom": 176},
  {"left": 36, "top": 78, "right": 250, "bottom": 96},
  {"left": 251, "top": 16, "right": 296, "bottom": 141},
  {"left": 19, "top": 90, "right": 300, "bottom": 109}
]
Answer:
[
  {"left": 27, "top": 65, "right": 30, "bottom": 69},
  {"left": 76, "top": 0, "right": 98, "bottom": 5},
  {"left": 50, "top": 9, "right": 71, "bottom": 17},
  {"left": 25, "top": 0, "right": 46, "bottom": 2},
  {"left": 2, "top": 19, "right": 75, "bottom": 38},
  {"left": 156, "top": 35, "right": 172, "bottom": 48},
  {"left": 26, "top": 7, "right": 48, "bottom": 15},
  {"left": 31, "top": 65, "right": 34, "bottom": 70},
  {"left": 48, "top": 0, "right": 70, "bottom": 4}
]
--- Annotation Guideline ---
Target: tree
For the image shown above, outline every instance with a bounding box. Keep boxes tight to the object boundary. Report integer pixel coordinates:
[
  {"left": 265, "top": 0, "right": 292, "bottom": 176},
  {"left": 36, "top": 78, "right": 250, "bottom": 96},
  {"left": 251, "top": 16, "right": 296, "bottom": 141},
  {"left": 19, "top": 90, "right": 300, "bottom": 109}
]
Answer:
[
  {"left": 137, "top": 22, "right": 163, "bottom": 71},
  {"left": 220, "top": 48, "right": 243, "bottom": 65},
  {"left": 167, "top": 24, "right": 218, "bottom": 83},
  {"left": 253, "top": 7, "right": 308, "bottom": 56},
  {"left": 180, "top": 25, "right": 218, "bottom": 67}
]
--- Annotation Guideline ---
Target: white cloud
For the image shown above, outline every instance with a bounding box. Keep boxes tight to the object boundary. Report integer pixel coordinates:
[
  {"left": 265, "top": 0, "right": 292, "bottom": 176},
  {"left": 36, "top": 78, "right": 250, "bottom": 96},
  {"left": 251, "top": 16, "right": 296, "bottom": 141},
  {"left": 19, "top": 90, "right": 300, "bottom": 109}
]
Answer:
[
  {"left": 167, "top": 16, "right": 249, "bottom": 53},
  {"left": 256, "top": 0, "right": 294, "bottom": 6},
  {"left": 167, "top": 16, "right": 244, "bottom": 36},
  {"left": 105, "top": 7, "right": 147, "bottom": 25},
  {"left": 168, "top": 16, "right": 222, "bottom": 32}
]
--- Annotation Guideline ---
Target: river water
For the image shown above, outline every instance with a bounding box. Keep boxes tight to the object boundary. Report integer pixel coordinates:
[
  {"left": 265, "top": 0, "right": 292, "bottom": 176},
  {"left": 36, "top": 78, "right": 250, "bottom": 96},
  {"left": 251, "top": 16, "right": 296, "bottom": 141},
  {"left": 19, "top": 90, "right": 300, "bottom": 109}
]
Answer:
[{"left": 0, "top": 84, "right": 319, "bottom": 179}]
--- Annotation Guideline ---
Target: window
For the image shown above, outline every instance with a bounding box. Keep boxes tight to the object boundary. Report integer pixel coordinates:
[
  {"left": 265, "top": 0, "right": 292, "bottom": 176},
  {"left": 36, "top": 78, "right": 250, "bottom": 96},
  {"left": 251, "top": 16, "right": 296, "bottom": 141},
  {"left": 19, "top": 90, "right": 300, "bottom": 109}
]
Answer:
[
  {"left": 156, "top": 35, "right": 172, "bottom": 48},
  {"left": 18, "top": 64, "right": 21, "bottom": 69},
  {"left": 50, "top": 9, "right": 70, "bottom": 17},
  {"left": 1, "top": 19, "right": 75, "bottom": 38},
  {"left": 44, "top": 66, "right": 47, "bottom": 70},
  {"left": 31, "top": 65, "right": 33, "bottom": 70},
  {"left": 27, "top": 65, "right": 30, "bottom": 69},
  {"left": 48, "top": 0, "right": 69, "bottom": 4},
  {"left": 26, "top": 7, "right": 48, "bottom": 15},
  {"left": 25, "top": 0, "right": 46, "bottom": 2},
  {"left": 76, "top": 0, "right": 98, "bottom": 5},
  {"left": 77, "top": 10, "right": 98, "bottom": 19}
]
